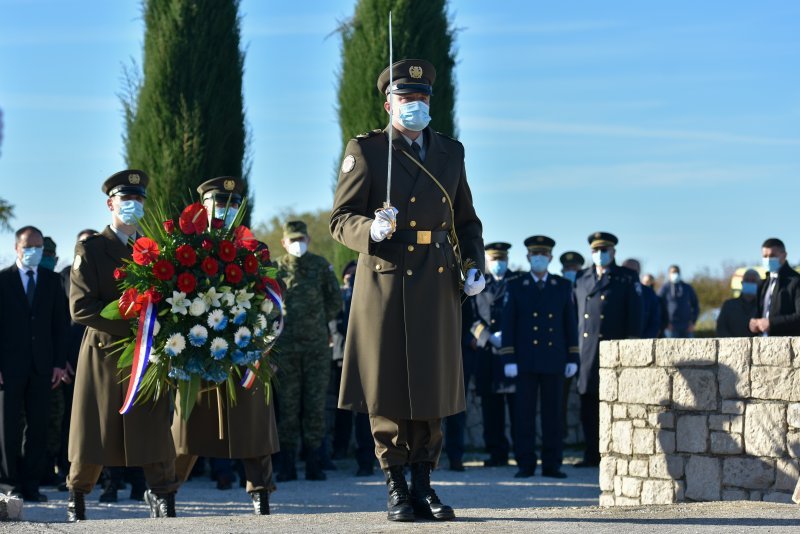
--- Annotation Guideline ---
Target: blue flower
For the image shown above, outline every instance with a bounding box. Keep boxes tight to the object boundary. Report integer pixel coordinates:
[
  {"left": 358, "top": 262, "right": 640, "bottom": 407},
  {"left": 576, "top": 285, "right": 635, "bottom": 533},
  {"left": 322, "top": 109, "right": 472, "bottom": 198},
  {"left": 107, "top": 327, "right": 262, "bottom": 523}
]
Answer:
[
  {"left": 168, "top": 367, "right": 190, "bottom": 381},
  {"left": 202, "top": 368, "right": 228, "bottom": 383},
  {"left": 188, "top": 325, "right": 209, "bottom": 347},
  {"left": 231, "top": 349, "right": 248, "bottom": 366},
  {"left": 210, "top": 337, "right": 228, "bottom": 360},
  {"left": 232, "top": 307, "right": 248, "bottom": 326},
  {"left": 207, "top": 309, "right": 228, "bottom": 332},
  {"left": 185, "top": 357, "right": 205, "bottom": 375},
  {"left": 246, "top": 350, "right": 262, "bottom": 364},
  {"left": 234, "top": 326, "right": 252, "bottom": 348}
]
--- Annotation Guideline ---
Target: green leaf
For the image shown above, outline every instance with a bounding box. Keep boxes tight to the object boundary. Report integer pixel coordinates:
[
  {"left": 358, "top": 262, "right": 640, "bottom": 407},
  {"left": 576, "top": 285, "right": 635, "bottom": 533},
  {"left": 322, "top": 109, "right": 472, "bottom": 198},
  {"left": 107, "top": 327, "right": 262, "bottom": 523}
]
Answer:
[
  {"left": 178, "top": 375, "right": 201, "bottom": 421},
  {"left": 116, "top": 343, "right": 136, "bottom": 369},
  {"left": 100, "top": 299, "right": 123, "bottom": 320}
]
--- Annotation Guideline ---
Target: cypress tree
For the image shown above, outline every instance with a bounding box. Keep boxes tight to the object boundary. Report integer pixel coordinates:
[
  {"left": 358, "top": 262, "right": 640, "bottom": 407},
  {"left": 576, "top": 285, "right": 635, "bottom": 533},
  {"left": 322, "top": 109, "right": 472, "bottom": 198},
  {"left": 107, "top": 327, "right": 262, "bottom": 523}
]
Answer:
[
  {"left": 123, "top": 0, "right": 250, "bottom": 220},
  {"left": 333, "top": 0, "right": 458, "bottom": 273}
]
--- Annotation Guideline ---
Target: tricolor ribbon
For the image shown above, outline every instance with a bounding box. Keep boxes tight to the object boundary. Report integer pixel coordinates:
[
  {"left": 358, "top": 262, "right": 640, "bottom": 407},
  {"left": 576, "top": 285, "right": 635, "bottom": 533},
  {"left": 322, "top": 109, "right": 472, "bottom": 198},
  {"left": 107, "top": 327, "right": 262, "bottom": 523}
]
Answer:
[
  {"left": 241, "top": 286, "right": 284, "bottom": 389},
  {"left": 120, "top": 297, "right": 156, "bottom": 414}
]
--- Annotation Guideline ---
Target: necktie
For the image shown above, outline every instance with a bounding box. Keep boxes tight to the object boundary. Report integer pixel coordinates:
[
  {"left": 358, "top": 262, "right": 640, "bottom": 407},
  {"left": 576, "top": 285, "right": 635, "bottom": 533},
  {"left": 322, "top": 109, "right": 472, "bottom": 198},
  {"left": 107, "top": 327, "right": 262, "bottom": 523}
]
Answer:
[
  {"left": 26, "top": 270, "right": 35, "bottom": 307},
  {"left": 536, "top": 279, "right": 545, "bottom": 290},
  {"left": 411, "top": 141, "right": 423, "bottom": 162},
  {"left": 764, "top": 276, "right": 778, "bottom": 319}
]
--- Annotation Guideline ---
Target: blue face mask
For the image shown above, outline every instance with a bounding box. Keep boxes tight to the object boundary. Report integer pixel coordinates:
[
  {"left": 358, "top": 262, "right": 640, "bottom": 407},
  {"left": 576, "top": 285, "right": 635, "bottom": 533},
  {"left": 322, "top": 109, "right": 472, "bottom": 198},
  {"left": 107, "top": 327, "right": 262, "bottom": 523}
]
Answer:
[
  {"left": 488, "top": 260, "right": 508, "bottom": 278},
  {"left": 563, "top": 270, "right": 577, "bottom": 283},
  {"left": 397, "top": 100, "right": 431, "bottom": 132},
  {"left": 39, "top": 256, "right": 57, "bottom": 271},
  {"left": 214, "top": 207, "right": 239, "bottom": 227},
  {"left": 21, "top": 247, "right": 43, "bottom": 268},
  {"left": 529, "top": 255, "right": 550, "bottom": 273},
  {"left": 592, "top": 250, "right": 612, "bottom": 267},
  {"left": 741, "top": 282, "right": 758, "bottom": 296},
  {"left": 117, "top": 200, "right": 144, "bottom": 225},
  {"left": 762, "top": 256, "right": 781, "bottom": 273},
  {"left": 669, "top": 272, "right": 681, "bottom": 284}
]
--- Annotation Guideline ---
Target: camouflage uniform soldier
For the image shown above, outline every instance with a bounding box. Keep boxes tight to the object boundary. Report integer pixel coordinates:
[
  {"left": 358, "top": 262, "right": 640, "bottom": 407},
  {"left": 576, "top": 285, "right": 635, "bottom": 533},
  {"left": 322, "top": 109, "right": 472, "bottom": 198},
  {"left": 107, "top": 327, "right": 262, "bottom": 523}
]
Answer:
[{"left": 274, "top": 221, "right": 342, "bottom": 481}]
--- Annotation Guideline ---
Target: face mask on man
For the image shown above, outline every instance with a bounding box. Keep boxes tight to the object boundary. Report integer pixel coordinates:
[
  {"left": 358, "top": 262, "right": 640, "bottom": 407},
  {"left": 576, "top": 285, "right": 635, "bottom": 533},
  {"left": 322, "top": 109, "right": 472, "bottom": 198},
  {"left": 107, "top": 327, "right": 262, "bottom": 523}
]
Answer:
[
  {"left": 396, "top": 100, "right": 431, "bottom": 132},
  {"left": 563, "top": 270, "right": 577, "bottom": 283},
  {"left": 529, "top": 255, "right": 550, "bottom": 273},
  {"left": 214, "top": 207, "right": 239, "bottom": 227},
  {"left": 740, "top": 282, "right": 758, "bottom": 296},
  {"left": 762, "top": 256, "right": 781, "bottom": 273},
  {"left": 21, "top": 247, "right": 44, "bottom": 268},
  {"left": 488, "top": 260, "right": 508, "bottom": 278},
  {"left": 287, "top": 240, "right": 308, "bottom": 258},
  {"left": 117, "top": 200, "right": 144, "bottom": 226},
  {"left": 592, "top": 250, "right": 611, "bottom": 267},
  {"left": 669, "top": 272, "right": 681, "bottom": 284},
  {"left": 39, "top": 256, "right": 57, "bottom": 271}
]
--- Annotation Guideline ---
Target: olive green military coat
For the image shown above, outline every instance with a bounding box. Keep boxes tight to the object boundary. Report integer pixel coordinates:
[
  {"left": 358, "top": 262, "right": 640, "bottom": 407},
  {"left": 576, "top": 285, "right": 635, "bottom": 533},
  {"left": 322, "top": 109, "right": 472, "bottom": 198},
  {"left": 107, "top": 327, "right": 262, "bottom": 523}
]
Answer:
[
  {"left": 68, "top": 226, "right": 175, "bottom": 466},
  {"left": 330, "top": 126, "right": 484, "bottom": 420}
]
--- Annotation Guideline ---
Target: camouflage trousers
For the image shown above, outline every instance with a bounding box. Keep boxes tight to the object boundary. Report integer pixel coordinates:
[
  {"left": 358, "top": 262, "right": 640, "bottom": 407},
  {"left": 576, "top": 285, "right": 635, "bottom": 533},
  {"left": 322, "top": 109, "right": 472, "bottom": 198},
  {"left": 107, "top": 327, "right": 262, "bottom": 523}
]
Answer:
[{"left": 275, "top": 343, "right": 331, "bottom": 453}]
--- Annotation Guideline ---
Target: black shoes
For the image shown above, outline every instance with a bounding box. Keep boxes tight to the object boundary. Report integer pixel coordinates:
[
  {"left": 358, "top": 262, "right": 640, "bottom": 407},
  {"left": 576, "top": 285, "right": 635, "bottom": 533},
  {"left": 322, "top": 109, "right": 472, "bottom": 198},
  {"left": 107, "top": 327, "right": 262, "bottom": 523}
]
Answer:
[
  {"left": 249, "top": 490, "right": 270, "bottom": 515},
  {"left": 98, "top": 484, "right": 118, "bottom": 503},
  {"left": 483, "top": 456, "right": 509, "bottom": 467},
  {"left": 542, "top": 468, "right": 567, "bottom": 479},
  {"left": 216, "top": 473, "right": 233, "bottom": 490},
  {"left": 574, "top": 459, "right": 600, "bottom": 468},
  {"left": 276, "top": 451, "right": 298, "bottom": 482},
  {"left": 448, "top": 458, "right": 465, "bottom": 472},
  {"left": 355, "top": 464, "right": 374, "bottom": 477},
  {"left": 409, "top": 462, "right": 455, "bottom": 521},
  {"left": 67, "top": 490, "right": 86, "bottom": 522},
  {"left": 305, "top": 450, "right": 327, "bottom": 481},
  {"left": 383, "top": 466, "right": 414, "bottom": 522},
  {"left": 514, "top": 466, "right": 536, "bottom": 478},
  {"left": 144, "top": 490, "right": 176, "bottom": 518}
]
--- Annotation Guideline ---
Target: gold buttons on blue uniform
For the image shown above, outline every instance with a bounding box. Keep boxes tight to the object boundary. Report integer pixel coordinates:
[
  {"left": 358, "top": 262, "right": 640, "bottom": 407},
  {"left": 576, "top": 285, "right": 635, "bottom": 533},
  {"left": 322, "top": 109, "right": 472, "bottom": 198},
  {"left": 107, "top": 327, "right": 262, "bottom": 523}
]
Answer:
[
  {"left": 406, "top": 269, "right": 413, "bottom": 276},
  {"left": 410, "top": 220, "right": 417, "bottom": 227},
  {"left": 408, "top": 245, "right": 414, "bottom": 252},
  {"left": 410, "top": 197, "right": 416, "bottom": 203},
  {"left": 583, "top": 333, "right": 589, "bottom": 338},
  {"left": 438, "top": 267, "right": 444, "bottom": 273}
]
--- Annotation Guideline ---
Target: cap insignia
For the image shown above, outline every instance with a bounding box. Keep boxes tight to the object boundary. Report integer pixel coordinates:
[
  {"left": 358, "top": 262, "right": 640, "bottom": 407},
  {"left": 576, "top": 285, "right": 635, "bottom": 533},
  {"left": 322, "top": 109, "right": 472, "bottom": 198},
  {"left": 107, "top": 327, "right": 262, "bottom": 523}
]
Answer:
[
  {"left": 224, "top": 179, "right": 235, "bottom": 191},
  {"left": 409, "top": 65, "right": 423, "bottom": 79},
  {"left": 566, "top": 253, "right": 574, "bottom": 260},
  {"left": 128, "top": 174, "right": 141, "bottom": 184}
]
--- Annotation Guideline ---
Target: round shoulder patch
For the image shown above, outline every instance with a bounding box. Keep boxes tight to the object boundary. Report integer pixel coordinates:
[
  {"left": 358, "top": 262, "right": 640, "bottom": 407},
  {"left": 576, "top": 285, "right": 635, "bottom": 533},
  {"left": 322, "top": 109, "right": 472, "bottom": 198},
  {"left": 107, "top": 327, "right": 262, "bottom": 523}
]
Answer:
[
  {"left": 341, "top": 154, "right": 356, "bottom": 173},
  {"left": 73, "top": 255, "right": 82, "bottom": 271}
]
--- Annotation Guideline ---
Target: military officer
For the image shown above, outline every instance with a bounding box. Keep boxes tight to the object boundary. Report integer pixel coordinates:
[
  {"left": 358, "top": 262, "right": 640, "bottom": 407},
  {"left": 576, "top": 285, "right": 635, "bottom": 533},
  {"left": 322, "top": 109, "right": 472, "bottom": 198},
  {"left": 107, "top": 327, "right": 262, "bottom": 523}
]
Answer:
[
  {"left": 574, "top": 232, "right": 641, "bottom": 467},
  {"left": 274, "top": 220, "right": 342, "bottom": 482},
  {"left": 499, "top": 236, "right": 578, "bottom": 478},
  {"left": 560, "top": 251, "right": 584, "bottom": 285},
  {"left": 171, "top": 177, "right": 279, "bottom": 515},
  {"left": 67, "top": 170, "right": 179, "bottom": 521},
  {"left": 330, "top": 58, "right": 484, "bottom": 522}
]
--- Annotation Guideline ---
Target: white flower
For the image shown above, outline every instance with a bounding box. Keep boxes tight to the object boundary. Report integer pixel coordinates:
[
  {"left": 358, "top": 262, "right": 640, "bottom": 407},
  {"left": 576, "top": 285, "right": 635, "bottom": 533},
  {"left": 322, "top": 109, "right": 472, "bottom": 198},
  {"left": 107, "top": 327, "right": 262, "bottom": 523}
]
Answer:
[
  {"left": 210, "top": 337, "right": 228, "bottom": 360},
  {"left": 166, "top": 291, "right": 189, "bottom": 315},
  {"left": 256, "top": 314, "right": 267, "bottom": 330},
  {"left": 164, "top": 333, "right": 186, "bottom": 357},
  {"left": 152, "top": 320, "right": 161, "bottom": 337},
  {"left": 149, "top": 352, "right": 161, "bottom": 364},
  {"left": 189, "top": 297, "right": 208, "bottom": 317},
  {"left": 200, "top": 287, "right": 222, "bottom": 308},
  {"left": 235, "top": 288, "right": 255, "bottom": 309},
  {"left": 207, "top": 309, "right": 228, "bottom": 331},
  {"left": 260, "top": 298, "right": 274, "bottom": 314},
  {"left": 221, "top": 291, "right": 235, "bottom": 307},
  {"left": 234, "top": 326, "right": 252, "bottom": 348},
  {"left": 188, "top": 325, "right": 209, "bottom": 347}
]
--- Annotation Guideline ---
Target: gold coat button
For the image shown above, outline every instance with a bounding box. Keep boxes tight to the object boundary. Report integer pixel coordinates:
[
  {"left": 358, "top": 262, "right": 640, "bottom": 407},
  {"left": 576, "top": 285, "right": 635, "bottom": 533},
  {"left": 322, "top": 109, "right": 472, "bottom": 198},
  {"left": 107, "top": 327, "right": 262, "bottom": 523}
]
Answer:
[
  {"left": 601, "top": 314, "right": 605, "bottom": 319},
  {"left": 533, "top": 326, "right": 538, "bottom": 331},
  {"left": 411, "top": 197, "right": 416, "bottom": 203},
  {"left": 583, "top": 332, "right": 589, "bottom": 338},
  {"left": 441, "top": 222, "right": 446, "bottom": 228},
  {"left": 435, "top": 243, "right": 440, "bottom": 248},
  {"left": 441, "top": 196, "right": 446, "bottom": 203},
  {"left": 548, "top": 342, "right": 553, "bottom": 347},
  {"left": 533, "top": 340, "right": 539, "bottom": 345},
  {"left": 548, "top": 313, "right": 553, "bottom": 319},
  {"left": 375, "top": 264, "right": 382, "bottom": 270},
  {"left": 406, "top": 269, "right": 413, "bottom": 276},
  {"left": 410, "top": 220, "right": 417, "bottom": 227},
  {"left": 438, "top": 266, "right": 444, "bottom": 273},
  {"left": 408, "top": 245, "right": 414, "bottom": 252},
  {"left": 584, "top": 313, "right": 589, "bottom": 319},
  {"left": 533, "top": 312, "right": 538, "bottom": 317},
  {"left": 601, "top": 295, "right": 606, "bottom": 300}
]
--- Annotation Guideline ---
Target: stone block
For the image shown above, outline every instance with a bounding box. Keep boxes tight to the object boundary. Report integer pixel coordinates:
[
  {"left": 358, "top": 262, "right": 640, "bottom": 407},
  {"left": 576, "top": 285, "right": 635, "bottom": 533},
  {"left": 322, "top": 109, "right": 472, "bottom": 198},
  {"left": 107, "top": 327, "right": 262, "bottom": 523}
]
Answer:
[
  {"left": 723, "top": 457, "right": 775, "bottom": 489},
  {"left": 656, "top": 338, "right": 717, "bottom": 367},
  {"left": 789, "top": 431, "right": 800, "bottom": 458},
  {"left": 709, "top": 415, "right": 728, "bottom": 431},
  {"left": 600, "top": 341, "right": 619, "bottom": 368},
  {"left": 615, "top": 496, "right": 641, "bottom": 506},
  {"left": 613, "top": 404, "right": 627, "bottom": 419},
  {"left": 599, "top": 494, "right": 616, "bottom": 507},
  {"left": 641, "top": 480, "right": 675, "bottom": 505},
  {"left": 745, "top": 403, "right": 786, "bottom": 457},
  {"left": 649, "top": 454, "right": 684, "bottom": 479},
  {"left": 763, "top": 492, "right": 794, "bottom": 504},
  {"left": 616, "top": 458, "right": 629, "bottom": 476},
  {"left": 753, "top": 337, "right": 792, "bottom": 367},
  {"left": 619, "top": 339, "right": 654, "bottom": 367},
  {"left": 710, "top": 431, "right": 743, "bottom": 454},
  {"left": 599, "top": 457, "right": 616, "bottom": 492},
  {"left": 621, "top": 477, "right": 642, "bottom": 498},
  {"left": 729, "top": 416, "right": 743, "bottom": 433},
  {"left": 787, "top": 403, "right": 800, "bottom": 428},
  {"left": 685, "top": 456, "right": 721, "bottom": 501},
  {"left": 675, "top": 480, "right": 686, "bottom": 501},
  {"left": 655, "top": 430, "right": 676, "bottom": 454},
  {"left": 612, "top": 420, "right": 633, "bottom": 455},
  {"left": 722, "top": 489, "right": 747, "bottom": 501},
  {"left": 722, "top": 400, "right": 745, "bottom": 415},
  {"left": 627, "top": 405, "right": 647, "bottom": 419},
  {"left": 718, "top": 338, "right": 751, "bottom": 398},
  {"left": 676, "top": 415, "right": 708, "bottom": 453},
  {"left": 614, "top": 476, "right": 622, "bottom": 496},
  {"left": 673, "top": 369, "right": 718, "bottom": 411},
  {"left": 750, "top": 366, "right": 795, "bottom": 401},
  {"left": 617, "top": 368, "right": 671, "bottom": 405},
  {"left": 793, "top": 338, "right": 800, "bottom": 368},
  {"left": 633, "top": 429, "right": 655, "bottom": 455},
  {"left": 599, "top": 402, "right": 612, "bottom": 454},
  {"left": 655, "top": 412, "right": 675, "bottom": 429},
  {"left": 0, "top": 495, "right": 23, "bottom": 520},
  {"left": 750, "top": 491, "right": 762, "bottom": 501},
  {"left": 629, "top": 458, "right": 649, "bottom": 478},
  {"left": 632, "top": 419, "right": 646, "bottom": 428},
  {"left": 775, "top": 459, "right": 799, "bottom": 491},
  {"left": 599, "top": 369, "right": 618, "bottom": 402}
]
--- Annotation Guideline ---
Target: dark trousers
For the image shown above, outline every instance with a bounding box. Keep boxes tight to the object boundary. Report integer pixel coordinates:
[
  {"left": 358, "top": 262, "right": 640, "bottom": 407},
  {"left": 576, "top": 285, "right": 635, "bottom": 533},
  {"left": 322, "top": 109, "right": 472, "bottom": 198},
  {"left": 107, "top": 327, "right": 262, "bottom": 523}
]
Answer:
[
  {"left": 580, "top": 390, "right": 600, "bottom": 464},
  {"left": 514, "top": 372, "right": 564, "bottom": 470},
  {"left": 354, "top": 412, "right": 374, "bottom": 468},
  {"left": 481, "top": 392, "right": 515, "bottom": 461},
  {"left": 0, "top": 370, "right": 50, "bottom": 494},
  {"left": 58, "top": 381, "right": 75, "bottom": 475},
  {"left": 369, "top": 416, "right": 443, "bottom": 469},
  {"left": 329, "top": 361, "right": 353, "bottom": 456},
  {"left": 443, "top": 345, "right": 477, "bottom": 462}
]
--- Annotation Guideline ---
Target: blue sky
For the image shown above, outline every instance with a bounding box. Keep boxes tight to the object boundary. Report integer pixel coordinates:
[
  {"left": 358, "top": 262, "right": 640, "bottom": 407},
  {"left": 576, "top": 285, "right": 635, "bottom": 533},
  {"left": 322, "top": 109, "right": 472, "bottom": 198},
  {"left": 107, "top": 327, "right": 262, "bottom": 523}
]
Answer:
[{"left": 1, "top": 0, "right": 798, "bottom": 278}]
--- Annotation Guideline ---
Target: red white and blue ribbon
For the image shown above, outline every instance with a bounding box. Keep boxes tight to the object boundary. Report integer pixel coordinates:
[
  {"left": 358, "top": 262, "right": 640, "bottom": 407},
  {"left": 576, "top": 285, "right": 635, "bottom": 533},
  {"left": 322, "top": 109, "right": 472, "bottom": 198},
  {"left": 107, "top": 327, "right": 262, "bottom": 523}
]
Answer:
[
  {"left": 120, "top": 297, "right": 156, "bottom": 414},
  {"left": 241, "top": 287, "right": 284, "bottom": 389}
]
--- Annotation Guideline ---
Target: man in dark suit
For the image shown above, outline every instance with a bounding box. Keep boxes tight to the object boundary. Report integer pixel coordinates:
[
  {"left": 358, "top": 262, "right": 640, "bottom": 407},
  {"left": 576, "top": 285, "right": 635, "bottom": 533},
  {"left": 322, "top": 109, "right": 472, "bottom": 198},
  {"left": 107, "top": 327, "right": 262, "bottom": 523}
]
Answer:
[
  {"left": 0, "top": 225, "right": 68, "bottom": 501},
  {"left": 750, "top": 238, "right": 800, "bottom": 336},
  {"left": 574, "top": 232, "right": 641, "bottom": 467},
  {"left": 622, "top": 258, "right": 662, "bottom": 339}
]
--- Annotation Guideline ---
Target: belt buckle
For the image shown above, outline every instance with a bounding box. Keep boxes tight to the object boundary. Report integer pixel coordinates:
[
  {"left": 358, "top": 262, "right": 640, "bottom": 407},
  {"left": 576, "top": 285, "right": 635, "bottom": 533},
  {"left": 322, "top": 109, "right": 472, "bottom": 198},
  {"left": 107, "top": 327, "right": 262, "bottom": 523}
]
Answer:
[{"left": 417, "top": 230, "right": 432, "bottom": 245}]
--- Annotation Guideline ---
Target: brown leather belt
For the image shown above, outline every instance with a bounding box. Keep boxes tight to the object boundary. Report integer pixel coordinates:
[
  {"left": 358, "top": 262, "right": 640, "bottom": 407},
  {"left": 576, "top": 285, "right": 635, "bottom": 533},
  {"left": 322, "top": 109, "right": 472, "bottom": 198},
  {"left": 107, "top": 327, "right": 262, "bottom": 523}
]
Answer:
[{"left": 391, "top": 230, "right": 448, "bottom": 245}]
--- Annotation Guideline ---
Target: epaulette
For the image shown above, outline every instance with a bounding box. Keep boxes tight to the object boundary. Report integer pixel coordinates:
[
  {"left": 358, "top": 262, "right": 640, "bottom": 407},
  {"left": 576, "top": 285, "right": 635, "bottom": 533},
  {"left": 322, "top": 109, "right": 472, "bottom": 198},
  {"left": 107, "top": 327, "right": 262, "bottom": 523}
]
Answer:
[
  {"left": 434, "top": 130, "right": 459, "bottom": 143},
  {"left": 504, "top": 271, "right": 523, "bottom": 282},
  {"left": 356, "top": 129, "right": 383, "bottom": 140},
  {"left": 79, "top": 233, "right": 102, "bottom": 244}
]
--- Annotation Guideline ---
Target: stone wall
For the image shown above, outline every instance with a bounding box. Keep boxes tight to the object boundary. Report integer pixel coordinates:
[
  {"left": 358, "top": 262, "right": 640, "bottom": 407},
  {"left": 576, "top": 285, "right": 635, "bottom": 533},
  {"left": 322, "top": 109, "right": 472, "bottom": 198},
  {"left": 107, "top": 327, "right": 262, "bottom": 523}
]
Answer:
[{"left": 599, "top": 337, "right": 800, "bottom": 506}]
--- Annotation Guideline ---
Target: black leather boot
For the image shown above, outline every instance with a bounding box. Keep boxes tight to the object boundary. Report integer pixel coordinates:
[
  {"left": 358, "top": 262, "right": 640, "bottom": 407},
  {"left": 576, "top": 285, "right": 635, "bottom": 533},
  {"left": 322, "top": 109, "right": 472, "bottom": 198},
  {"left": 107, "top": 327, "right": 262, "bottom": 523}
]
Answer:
[
  {"left": 383, "top": 466, "right": 414, "bottom": 522},
  {"left": 409, "top": 462, "right": 455, "bottom": 520},
  {"left": 305, "top": 449, "right": 327, "bottom": 481},
  {"left": 67, "top": 490, "right": 86, "bottom": 522},
  {"left": 276, "top": 451, "right": 297, "bottom": 482},
  {"left": 250, "top": 490, "right": 270, "bottom": 515},
  {"left": 144, "top": 490, "right": 176, "bottom": 518}
]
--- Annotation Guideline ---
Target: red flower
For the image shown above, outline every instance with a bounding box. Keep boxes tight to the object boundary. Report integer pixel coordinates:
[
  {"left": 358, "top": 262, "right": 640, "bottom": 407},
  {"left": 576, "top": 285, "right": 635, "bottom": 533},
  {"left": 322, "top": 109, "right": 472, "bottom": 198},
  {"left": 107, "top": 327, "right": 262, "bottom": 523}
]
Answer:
[
  {"left": 218, "top": 240, "right": 236, "bottom": 262},
  {"left": 177, "top": 272, "right": 197, "bottom": 294},
  {"left": 202, "top": 239, "right": 214, "bottom": 251},
  {"left": 119, "top": 288, "right": 143, "bottom": 320},
  {"left": 178, "top": 203, "right": 209, "bottom": 235},
  {"left": 175, "top": 244, "right": 197, "bottom": 267},
  {"left": 259, "top": 246, "right": 271, "bottom": 262},
  {"left": 225, "top": 263, "right": 243, "bottom": 284},
  {"left": 163, "top": 219, "right": 175, "bottom": 234},
  {"left": 263, "top": 277, "right": 282, "bottom": 298},
  {"left": 113, "top": 267, "right": 127, "bottom": 280},
  {"left": 144, "top": 287, "right": 163, "bottom": 303},
  {"left": 243, "top": 254, "right": 259, "bottom": 274},
  {"left": 211, "top": 218, "right": 224, "bottom": 229},
  {"left": 201, "top": 256, "right": 219, "bottom": 276},
  {"left": 132, "top": 237, "right": 160, "bottom": 266},
  {"left": 152, "top": 259, "right": 175, "bottom": 281},
  {"left": 234, "top": 226, "right": 259, "bottom": 251}
]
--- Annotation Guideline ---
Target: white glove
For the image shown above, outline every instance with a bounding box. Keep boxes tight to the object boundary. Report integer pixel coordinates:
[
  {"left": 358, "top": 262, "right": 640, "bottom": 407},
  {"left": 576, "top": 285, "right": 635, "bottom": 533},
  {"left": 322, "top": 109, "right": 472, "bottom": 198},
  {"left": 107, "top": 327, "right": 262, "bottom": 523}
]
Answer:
[
  {"left": 369, "top": 207, "right": 398, "bottom": 242},
  {"left": 564, "top": 363, "right": 578, "bottom": 378},
  {"left": 504, "top": 363, "right": 518, "bottom": 378},
  {"left": 489, "top": 331, "right": 502, "bottom": 348},
  {"left": 463, "top": 268, "right": 486, "bottom": 296}
]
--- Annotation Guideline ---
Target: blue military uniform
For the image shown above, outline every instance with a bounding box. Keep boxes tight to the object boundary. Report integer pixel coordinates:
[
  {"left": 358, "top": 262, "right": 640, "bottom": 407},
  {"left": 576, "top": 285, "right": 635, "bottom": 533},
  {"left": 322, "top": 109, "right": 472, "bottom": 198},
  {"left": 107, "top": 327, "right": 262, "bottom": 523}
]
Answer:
[
  {"left": 574, "top": 232, "right": 642, "bottom": 466},
  {"left": 499, "top": 236, "right": 578, "bottom": 477}
]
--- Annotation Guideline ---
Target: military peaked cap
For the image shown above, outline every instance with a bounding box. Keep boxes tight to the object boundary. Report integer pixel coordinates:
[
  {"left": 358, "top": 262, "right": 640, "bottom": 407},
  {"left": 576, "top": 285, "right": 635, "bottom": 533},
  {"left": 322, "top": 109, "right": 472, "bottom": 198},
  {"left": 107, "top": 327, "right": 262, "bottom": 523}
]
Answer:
[
  {"left": 377, "top": 59, "right": 436, "bottom": 95},
  {"left": 102, "top": 169, "right": 149, "bottom": 198},
  {"left": 197, "top": 176, "right": 243, "bottom": 203},
  {"left": 524, "top": 235, "right": 556, "bottom": 253},
  {"left": 560, "top": 251, "right": 585, "bottom": 268},
  {"left": 588, "top": 231, "right": 618, "bottom": 248},
  {"left": 485, "top": 242, "right": 512, "bottom": 259}
]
